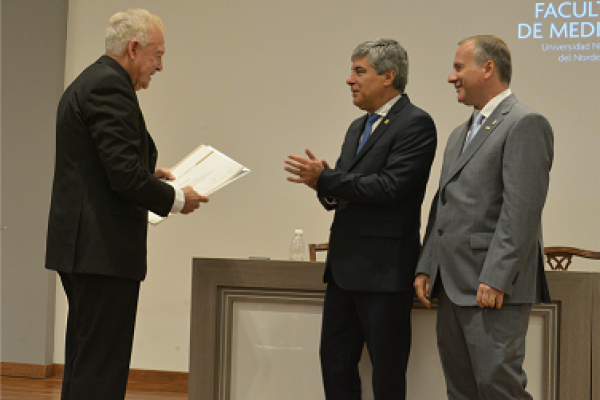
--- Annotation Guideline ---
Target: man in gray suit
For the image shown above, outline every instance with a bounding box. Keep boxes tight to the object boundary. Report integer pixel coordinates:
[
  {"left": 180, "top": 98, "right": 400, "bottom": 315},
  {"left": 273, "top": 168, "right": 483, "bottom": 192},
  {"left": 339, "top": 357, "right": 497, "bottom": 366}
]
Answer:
[{"left": 414, "top": 35, "right": 553, "bottom": 399}]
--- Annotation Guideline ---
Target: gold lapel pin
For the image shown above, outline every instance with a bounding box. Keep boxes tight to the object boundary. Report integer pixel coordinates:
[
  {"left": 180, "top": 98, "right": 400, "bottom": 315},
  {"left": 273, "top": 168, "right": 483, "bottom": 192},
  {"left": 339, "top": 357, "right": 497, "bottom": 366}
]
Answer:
[
  {"left": 485, "top": 119, "right": 497, "bottom": 130},
  {"left": 384, "top": 119, "right": 389, "bottom": 124}
]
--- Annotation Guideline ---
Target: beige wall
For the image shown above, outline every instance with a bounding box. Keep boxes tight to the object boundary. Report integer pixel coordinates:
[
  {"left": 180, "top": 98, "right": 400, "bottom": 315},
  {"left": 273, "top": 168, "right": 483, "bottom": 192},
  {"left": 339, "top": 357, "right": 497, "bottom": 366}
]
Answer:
[
  {"left": 1, "top": 0, "right": 68, "bottom": 365},
  {"left": 48, "top": 0, "right": 600, "bottom": 373}
]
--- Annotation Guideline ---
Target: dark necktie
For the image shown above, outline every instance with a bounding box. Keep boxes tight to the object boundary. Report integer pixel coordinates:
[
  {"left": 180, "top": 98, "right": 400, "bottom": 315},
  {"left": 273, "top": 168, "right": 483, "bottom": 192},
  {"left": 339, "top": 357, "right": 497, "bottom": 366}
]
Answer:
[{"left": 357, "top": 113, "right": 381, "bottom": 154}]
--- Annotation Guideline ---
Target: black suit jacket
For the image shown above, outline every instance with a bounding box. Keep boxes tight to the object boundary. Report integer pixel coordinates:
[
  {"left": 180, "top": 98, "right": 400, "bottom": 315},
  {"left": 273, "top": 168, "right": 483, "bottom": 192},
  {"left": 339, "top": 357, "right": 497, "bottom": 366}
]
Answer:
[
  {"left": 318, "top": 95, "right": 437, "bottom": 292},
  {"left": 45, "top": 55, "right": 174, "bottom": 281}
]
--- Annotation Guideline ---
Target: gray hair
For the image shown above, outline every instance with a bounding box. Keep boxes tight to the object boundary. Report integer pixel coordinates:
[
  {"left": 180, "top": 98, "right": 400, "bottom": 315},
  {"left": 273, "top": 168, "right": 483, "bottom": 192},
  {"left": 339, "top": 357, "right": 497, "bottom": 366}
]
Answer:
[
  {"left": 105, "top": 9, "right": 164, "bottom": 56},
  {"left": 351, "top": 38, "right": 409, "bottom": 92},
  {"left": 459, "top": 35, "right": 512, "bottom": 86}
]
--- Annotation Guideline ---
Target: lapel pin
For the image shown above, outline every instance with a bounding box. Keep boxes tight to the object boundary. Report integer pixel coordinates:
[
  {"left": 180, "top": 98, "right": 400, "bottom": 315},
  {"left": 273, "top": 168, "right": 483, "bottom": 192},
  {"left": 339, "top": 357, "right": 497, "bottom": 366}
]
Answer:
[
  {"left": 485, "top": 126, "right": 491, "bottom": 130},
  {"left": 492, "top": 120, "right": 497, "bottom": 124},
  {"left": 384, "top": 119, "right": 389, "bottom": 124}
]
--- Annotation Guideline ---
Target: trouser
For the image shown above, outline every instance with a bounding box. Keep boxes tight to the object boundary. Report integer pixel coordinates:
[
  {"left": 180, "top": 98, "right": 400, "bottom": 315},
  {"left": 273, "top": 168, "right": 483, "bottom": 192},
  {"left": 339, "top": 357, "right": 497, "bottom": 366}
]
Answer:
[
  {"left": 437, "top": 287, "right": 532, "bottom": 400},
  {"left": 59, "top": 272, "right": 140, "bottom": 400},
  {"left": 320, "top": 279, "right": 413, "bottom": 400}
]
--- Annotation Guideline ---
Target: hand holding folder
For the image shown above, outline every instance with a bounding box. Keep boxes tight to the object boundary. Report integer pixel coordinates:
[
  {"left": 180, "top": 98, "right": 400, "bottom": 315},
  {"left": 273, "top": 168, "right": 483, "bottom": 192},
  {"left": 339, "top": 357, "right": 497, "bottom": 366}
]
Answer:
[{"left": 149, "top": 144, "right": 250, "bottom": 225}]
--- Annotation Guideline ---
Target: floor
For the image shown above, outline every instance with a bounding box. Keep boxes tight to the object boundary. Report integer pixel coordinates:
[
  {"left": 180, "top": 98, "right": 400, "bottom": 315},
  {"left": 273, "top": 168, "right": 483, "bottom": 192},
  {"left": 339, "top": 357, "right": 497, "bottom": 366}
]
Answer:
[{"left": 0, "top": 376, "right": 188, "bottom": 399}]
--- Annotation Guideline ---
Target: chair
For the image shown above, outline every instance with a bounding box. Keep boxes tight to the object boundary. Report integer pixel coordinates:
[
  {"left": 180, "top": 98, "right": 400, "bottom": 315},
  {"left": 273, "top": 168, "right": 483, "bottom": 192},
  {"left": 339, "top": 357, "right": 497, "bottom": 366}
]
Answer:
[
  {"left": 309, "top": 243, "right": 329, "bottom": 262},
  {"left": 308, "top": 243, "right": 600, "bottom": 271},
  {"left": 308, "top": 243, "right": 600, "bottom": 270},
  {"left": 544, "top": 246, "right": 600, "bottom": 271}
]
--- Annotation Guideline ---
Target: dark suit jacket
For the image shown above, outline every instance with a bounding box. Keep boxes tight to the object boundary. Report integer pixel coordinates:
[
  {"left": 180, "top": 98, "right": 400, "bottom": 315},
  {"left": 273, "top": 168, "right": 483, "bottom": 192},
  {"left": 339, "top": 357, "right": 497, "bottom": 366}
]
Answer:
[
  {"left": 318, "top": 95, "right": 437, "bottom": 292},
  {"left": 416, "top": 94, "right": 553, "bottom": 305},
  {"left": 45, "top": 55, "right": 174, "bottom": 281}
]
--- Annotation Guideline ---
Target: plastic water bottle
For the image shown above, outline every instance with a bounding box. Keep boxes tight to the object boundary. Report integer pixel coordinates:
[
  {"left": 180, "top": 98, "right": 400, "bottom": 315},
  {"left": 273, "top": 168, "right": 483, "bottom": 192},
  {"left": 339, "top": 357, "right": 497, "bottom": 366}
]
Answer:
[{"left": 289, "top": 229, "right": 305, "bottom": 261}]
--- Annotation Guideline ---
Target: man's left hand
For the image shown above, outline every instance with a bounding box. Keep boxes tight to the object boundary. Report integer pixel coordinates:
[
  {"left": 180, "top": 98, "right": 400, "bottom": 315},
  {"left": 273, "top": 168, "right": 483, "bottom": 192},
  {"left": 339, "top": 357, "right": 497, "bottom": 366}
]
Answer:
[
  {"left": 154, "top": 167, "right": 175, "bottom": 181},
  {"left": 477, "top": 283, "right": 505, "bottom": 309},
  {"left": 284, "top": 148, "right": 326, "bottom": 191}
]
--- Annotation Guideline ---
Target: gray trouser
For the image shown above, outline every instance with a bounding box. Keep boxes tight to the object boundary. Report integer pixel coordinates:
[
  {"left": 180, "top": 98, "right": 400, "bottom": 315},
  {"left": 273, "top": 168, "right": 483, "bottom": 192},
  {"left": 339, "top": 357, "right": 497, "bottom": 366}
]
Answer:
[{"left": 436, "top": 288, "right": 533, "bottom": 400}]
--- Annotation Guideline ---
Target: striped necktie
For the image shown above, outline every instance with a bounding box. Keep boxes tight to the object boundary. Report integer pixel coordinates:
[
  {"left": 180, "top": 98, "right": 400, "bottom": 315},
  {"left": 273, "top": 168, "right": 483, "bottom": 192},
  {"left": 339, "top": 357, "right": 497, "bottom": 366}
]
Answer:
[{"left": 462, "top": 112, "right": 484, "bottom": 153}]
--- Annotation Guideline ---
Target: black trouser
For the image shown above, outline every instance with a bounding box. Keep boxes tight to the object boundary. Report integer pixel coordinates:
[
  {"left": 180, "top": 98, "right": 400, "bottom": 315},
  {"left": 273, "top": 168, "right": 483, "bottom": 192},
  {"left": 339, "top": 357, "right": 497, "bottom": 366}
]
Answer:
[
  {"left": 320, "top": 279, "right": 413, "bottom": 400},
  {"left": 59, "top": 272, "right": 140, "bottom": 400}
]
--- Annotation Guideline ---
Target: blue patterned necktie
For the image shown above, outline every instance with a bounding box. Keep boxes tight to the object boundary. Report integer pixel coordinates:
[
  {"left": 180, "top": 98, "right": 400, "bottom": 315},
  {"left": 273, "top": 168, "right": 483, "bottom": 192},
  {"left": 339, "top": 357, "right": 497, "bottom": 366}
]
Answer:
[
  {"left": 357, "top": 113, "right": 381, "bottom": 154},
  {"left": 462, "top": 112, "right": 484, "bottom": 153}
]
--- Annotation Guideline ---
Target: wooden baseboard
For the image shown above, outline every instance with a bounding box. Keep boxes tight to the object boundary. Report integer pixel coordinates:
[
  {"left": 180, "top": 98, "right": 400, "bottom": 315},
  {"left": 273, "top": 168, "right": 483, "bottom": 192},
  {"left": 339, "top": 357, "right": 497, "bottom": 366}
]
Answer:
[
  {"left": 0, "top": 362, "right": 55, "bottom": 379},
  {"left": 0, "top": 362, "right": 188, "bottom": 392}
]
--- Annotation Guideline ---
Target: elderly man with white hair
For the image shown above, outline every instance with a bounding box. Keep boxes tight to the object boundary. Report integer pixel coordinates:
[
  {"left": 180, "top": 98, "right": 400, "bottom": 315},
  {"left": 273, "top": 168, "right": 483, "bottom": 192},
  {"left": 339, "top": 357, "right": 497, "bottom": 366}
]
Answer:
[{"left": 45, "top": 9, "right": 206, "bottom": 399}]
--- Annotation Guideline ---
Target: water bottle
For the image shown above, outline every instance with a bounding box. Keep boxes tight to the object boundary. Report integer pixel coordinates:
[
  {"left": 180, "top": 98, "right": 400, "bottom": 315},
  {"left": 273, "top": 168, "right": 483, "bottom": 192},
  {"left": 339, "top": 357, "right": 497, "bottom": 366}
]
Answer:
[{"left": 289, "top": 229, "right": 305, "bottom": 261}]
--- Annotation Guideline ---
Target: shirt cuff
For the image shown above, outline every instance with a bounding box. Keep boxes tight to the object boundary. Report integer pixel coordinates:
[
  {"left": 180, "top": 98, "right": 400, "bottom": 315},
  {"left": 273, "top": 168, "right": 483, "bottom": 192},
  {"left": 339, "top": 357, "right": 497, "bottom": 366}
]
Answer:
[{"left": 171, "top": 188, "right": 185, "bottom": 213}]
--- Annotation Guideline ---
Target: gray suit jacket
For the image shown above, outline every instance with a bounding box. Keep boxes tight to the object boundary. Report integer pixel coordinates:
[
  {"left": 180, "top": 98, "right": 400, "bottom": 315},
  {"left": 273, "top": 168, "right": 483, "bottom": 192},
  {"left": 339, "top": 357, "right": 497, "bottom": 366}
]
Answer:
[{"left": 416, "top": 94, "right": 553, "bottom": 306}]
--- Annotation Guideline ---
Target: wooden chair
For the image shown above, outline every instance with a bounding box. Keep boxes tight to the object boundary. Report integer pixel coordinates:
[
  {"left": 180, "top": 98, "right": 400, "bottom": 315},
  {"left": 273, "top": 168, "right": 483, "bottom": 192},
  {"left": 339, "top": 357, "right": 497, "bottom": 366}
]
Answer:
[
  {"left": 308, "top": 243, "right": 600, "bottom": 270},
  {"left": 308, "top": 243, "right": 329, "bottom": 262},
  {"left": 544, "top": 246, "right": 600, "bottom": 271}
]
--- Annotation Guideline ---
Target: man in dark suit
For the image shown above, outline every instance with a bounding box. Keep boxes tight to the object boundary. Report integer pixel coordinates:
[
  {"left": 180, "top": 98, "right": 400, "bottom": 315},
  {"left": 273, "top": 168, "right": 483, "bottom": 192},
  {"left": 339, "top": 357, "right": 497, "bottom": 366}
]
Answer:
[
  {"left": 45, "top": 9, "right": 207, "bottom": 400},
  {"left": 285, "top": 38, "right": 436, "bottom": 400},
  {"left": 414, "top": 35, "right": 553, "bottom": 399}
]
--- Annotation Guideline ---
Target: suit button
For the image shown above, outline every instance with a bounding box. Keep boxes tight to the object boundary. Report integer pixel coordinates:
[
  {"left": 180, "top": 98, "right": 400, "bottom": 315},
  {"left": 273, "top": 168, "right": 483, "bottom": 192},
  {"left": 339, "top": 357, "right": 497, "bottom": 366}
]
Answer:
[
  {"left": 437, "top": 229, "right": 443, "bottom": 236},
  {"left": 440, "top": 191, "right": 447, "bottom": 205}
]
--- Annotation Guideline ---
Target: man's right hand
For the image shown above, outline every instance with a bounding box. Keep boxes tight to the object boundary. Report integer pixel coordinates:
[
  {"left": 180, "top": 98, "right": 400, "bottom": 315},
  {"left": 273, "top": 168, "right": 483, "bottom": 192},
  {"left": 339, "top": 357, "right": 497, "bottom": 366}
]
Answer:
[
  {"left": 414, "top": 274, "right": 431, "bottom": 308},
  {"left": 181, "top": 186, "right": 208, "bottom": 214}
]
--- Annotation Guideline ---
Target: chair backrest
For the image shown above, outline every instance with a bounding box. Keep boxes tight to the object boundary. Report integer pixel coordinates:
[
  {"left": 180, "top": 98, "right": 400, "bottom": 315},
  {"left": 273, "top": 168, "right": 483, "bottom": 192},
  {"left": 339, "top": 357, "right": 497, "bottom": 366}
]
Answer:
[
  {"left": 544, "top": 246, "right": 600, "bottom": 271},
  {"left": 308, "top": 243, "right": 329, "bottom": 262},
  {"left": 308, "top": 243, "right": 600, "bottom": 269}
]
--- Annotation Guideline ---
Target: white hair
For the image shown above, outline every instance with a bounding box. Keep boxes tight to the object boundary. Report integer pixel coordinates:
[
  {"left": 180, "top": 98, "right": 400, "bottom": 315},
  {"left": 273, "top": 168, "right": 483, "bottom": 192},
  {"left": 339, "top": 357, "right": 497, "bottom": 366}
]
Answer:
[{"left": 105, "top": 9, "right": 164, "bottom": 56}]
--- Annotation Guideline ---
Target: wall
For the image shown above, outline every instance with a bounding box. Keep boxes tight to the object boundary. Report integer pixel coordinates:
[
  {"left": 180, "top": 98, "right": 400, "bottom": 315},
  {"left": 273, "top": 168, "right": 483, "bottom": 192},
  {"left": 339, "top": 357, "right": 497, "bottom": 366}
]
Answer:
[
  {"left": 1, "top": 0, "right": 68, "bottom": 366},
  {"left": 56, "top": 0, "right": 600, "bottom": 372},
  {"left": 1, "top": 0, "right": 597, "bottom": 374}
]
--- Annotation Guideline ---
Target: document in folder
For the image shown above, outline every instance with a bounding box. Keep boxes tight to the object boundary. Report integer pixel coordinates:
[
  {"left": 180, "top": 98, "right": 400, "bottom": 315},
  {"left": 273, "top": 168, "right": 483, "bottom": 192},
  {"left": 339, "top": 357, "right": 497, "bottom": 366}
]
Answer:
[{"left": 149, "top": 144, "right": 250, "bottom": 225}]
